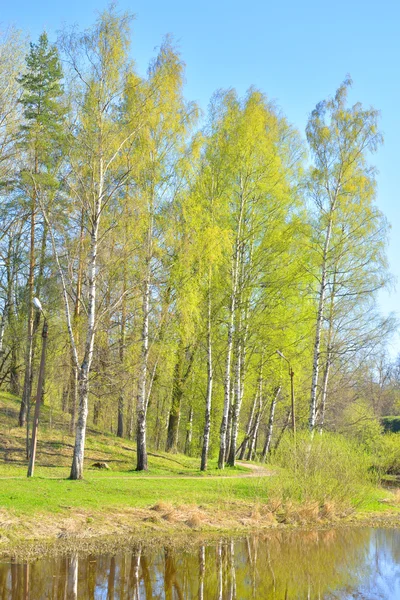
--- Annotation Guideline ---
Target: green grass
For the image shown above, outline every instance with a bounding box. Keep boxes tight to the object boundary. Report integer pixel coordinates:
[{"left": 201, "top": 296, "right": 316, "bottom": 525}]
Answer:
[
  {"left": 0, "top": 391, "right": 248, "bottom": 478},
  {"left": 0, "top": 391, "right": 399, "bottom": 536},
  {"left": 0, "top": 391, "right": 258, "bottom": 518},
  {"left": 0, "top": 472, "right": 268, "bottom": 515}
]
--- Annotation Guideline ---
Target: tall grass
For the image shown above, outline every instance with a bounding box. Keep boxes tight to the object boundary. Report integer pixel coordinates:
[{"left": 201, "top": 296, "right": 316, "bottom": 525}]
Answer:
[
  {"left": 268, "top": 432, "right": 376, "bottom": 509},
  {"left": 372, "top": 433, "right": 400, "bottom": 476}
]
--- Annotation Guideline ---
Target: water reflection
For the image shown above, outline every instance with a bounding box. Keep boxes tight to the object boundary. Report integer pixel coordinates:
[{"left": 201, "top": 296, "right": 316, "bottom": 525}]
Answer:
[{"left": 1, "top": 528, "right": 400, "bottom": 599}]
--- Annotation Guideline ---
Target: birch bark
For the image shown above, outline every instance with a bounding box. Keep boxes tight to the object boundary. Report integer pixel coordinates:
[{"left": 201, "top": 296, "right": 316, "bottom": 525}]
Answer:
[
  {"left": 262, "top": 387, "right": 281, "bottom": 461},
  {"left": 218, "top": 184, "right": 245, "bottom": 468},
  {"left": 238, "top": 389, "right": 258, "bottom": 460},
  {"left": 227, "top": 237, "right": 251, "bottom": 466},
  {"left": 247, "top": 370, "right": 264, "bottom": 461},
  {"left": 70, "top": 215, "right": 100, "bottom": 479},
  {"left": 318, "top": 269, "right": 337, "bottom": 434},
  {"left": 136, "top": 205, "right": 152, "bottom": 470},
  {"left": 201, "top": 273, "right": 213, "bottom": 471},
  {"left": 184, "top": 407, "right": 193, "bottom": 456},
  {"left": 227, "top": 325, "right": 242, "bottom": 467},
  {"left": 309, "top": 183, "right": 340, "bottom": 431}
]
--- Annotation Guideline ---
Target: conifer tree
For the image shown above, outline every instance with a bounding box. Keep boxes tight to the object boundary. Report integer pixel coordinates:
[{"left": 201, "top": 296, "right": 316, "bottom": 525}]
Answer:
[{"left": 17, "top": 32, "right": 65, "bottom": 429}]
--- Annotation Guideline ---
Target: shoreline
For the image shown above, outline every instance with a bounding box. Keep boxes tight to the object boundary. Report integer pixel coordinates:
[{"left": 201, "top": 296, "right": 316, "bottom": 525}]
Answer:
[{"left": 1, "top": 504, "right": 400, "bottom": 560}]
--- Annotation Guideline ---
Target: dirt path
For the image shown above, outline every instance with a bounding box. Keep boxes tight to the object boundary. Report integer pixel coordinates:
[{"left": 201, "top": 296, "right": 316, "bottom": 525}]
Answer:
[
  {"left": 0, "top": 461, "right": 273, "bottom": 480},
  {"left": 235, "top": 461, "right": 273, "bottom": 477}
]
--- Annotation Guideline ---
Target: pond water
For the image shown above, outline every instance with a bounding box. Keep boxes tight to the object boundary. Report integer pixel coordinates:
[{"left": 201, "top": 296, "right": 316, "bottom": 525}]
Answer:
[{"left": 0, "top": 527, "right": 399, "bottom": 599}]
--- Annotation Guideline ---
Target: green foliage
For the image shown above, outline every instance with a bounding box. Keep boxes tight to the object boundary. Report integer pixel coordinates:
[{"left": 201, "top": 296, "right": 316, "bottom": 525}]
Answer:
[
  {"left": 270, "top": 433, "right": 375, "bottom": 506},
  {"left": 372, "top": 433, "right": 400, "bottom": 475},
  {"left": 341, "top": 401, "right": 383, "bottom": 452},
  {"left": 18, "top": 31, "right": 66, "bottom": 167},
  {"left": 0, "top": 8, "right": 394, "bottom": 486},
  {"left": 0, "top": 393, "right": 392, "bottom": 538},
  {"left": 306, "top": 78, "right": 390, "bottom": 434}
]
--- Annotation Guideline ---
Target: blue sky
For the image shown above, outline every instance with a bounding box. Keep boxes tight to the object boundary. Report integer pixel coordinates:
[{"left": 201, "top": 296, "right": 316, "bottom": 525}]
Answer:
[{"left": 2, "top": 0, "right": 399, "bottom": 352}]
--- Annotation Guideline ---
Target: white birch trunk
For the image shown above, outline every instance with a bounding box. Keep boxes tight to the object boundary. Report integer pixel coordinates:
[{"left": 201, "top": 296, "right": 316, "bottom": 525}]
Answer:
[
  {"left": 318, "top": 269, "right": 336, "bottom": 434},
  {"left": 228, "top": 240, "right": 250, "bottom": 466},
  {"left": 247, "top": 382, "right": 263, "bottom": 461},
  {"left": 225, "top": 382, "right": 234, "bottom": 462},
  {"left": 238, "top": 389, "right": 258, "bottom": 460},
  {"left": 309, "top": 166, "right": 343, "bottom": 431},
  {"left": 227, "top": 329, "right": 242, "bottom": 467},
  {"left": 136, "top": 269, "right": 150, "bottom": 471},
  {"left": 69, "top": 366, "right": 78, "bottom": 435},
  {"left": 136, "top": 212, "right": 153, "bottom": 471},
  {"left": 127, "top": 397, "right": 134, "bottom": 440},
  {"left": 184, "top": 406, "right": 193, "bottom": 456},
  {"left": 218, "top": 186, "right": 245, "bottom": 468},
  {"left": 6, "top": 236, "right": 20, "bottom": 395},
  {"left": 0, "top": 305, "right": 6, "bottom": 356},
  {"left": 318, "top": 352, "right": 331, "bottom": 434},
  {"left": 262, "top": 386, "right": 281, "bottom": 461},
  {"left": 218, "top": 266, "right": 237, "bottom": 468},
  {"left": 36, "top": 173, "right": 88, "bottom": 479},
  {"left": 201, "top": 275, "right": 213, "bottom": 471},
  {"left": 19, "top": 190, "right": 36, "bottom": 428},
  {"left": 309, "top": 214, "right": 334, "bottom": 431},
  {"left": 70, "top": 216, "right": 99, "bottom": 479}
]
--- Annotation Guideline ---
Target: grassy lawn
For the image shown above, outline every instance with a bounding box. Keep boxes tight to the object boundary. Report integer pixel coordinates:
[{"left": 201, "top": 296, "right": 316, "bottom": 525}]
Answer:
[
  {"left": 0, "top": 391, "right": 264, "bottom": 517},
  {"left": 0, "top": 391, "right": 248, "bottom": 478},
  {"left": 0, "top": 472, "right": 268, "bottom": 515},
  {"left": 0, "top": 391, "right": 399, "bottom": 552}
]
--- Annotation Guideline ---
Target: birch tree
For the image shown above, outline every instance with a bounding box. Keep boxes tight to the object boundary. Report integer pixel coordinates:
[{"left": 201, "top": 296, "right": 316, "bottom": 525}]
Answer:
[
  {"left": 316, "top": 220, "right": 391, "bottom": 432},
  {"left": 130, "top": 40, "right": 197, "bottom": 469},
  {"left": 179, "top": 127, "right": 231, "bottom": 469},
  {"left": 55, "top": 8, "right": 139, "bottom": 479},
  {"left": 307, "top": 79, "right": 383, "bottom": 432},
  {"left": 0, "top": 28, "right": 24, "bottom": 180},
  {"left": 211, "top": 89, "right": 304, "bottom": 467}
]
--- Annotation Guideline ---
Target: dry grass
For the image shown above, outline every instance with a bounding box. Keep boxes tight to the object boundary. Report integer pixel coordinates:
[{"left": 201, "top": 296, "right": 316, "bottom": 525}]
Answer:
[
  {"left": 381, "top": 488, "right": 400, "bottom": 506},
  {"left": 250, "top": 503, "right": 261, "bottom": 520},
  {"left": 151, "top": 501, "right": 174, "bottom": 513},
  {"left": 162, "top": 510, "right": 178, "bottom": 523},
  {"left": 185, "top": 512, "right": 204, "bottom": 529},
  {"left": 320, "top": 500, "right": 339, "bottom": 519},
  {"left": 152, "top": 502, "right": 207, "bottom": 528},
  {"left": 271, "top": 499, "right": 351, "bottom": 525},
  {"left": 2, "top": 498, "right": 400, "bottom": 559}
]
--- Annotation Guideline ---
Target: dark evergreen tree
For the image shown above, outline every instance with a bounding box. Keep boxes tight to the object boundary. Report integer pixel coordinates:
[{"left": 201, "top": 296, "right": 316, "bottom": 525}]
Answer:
[{"left": 17, "top": 32, "right": 65, "bottom": 430}]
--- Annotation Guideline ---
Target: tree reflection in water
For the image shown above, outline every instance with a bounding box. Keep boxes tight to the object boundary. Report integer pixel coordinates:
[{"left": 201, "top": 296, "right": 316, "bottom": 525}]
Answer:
[
  {"left": 1, "top": 528, "right": 400, "bottom": 599},
  {"left": 67, "top": 553, "right": 78, "bottom": 600},
  {"left": 198, "top": 545, "right": 205, "bottom": 600}
]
